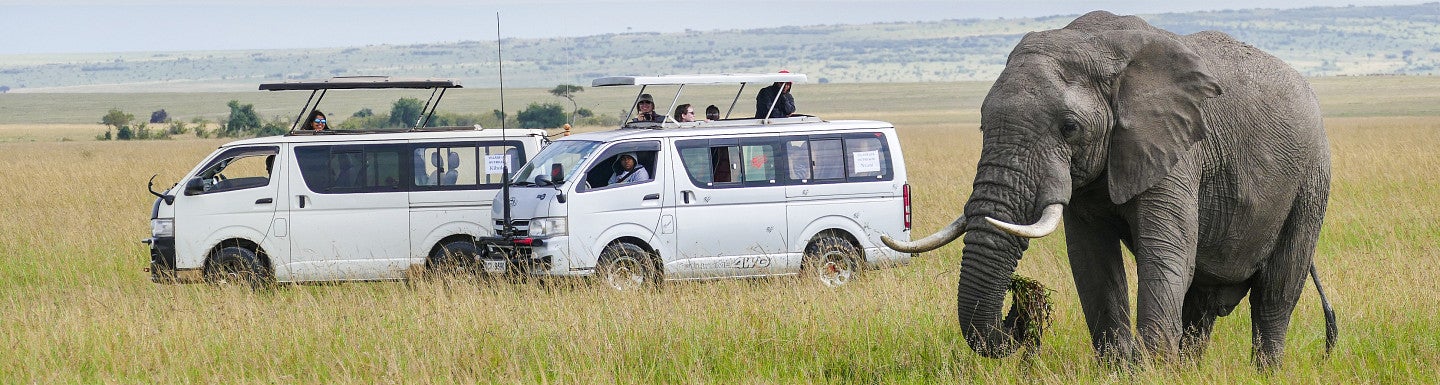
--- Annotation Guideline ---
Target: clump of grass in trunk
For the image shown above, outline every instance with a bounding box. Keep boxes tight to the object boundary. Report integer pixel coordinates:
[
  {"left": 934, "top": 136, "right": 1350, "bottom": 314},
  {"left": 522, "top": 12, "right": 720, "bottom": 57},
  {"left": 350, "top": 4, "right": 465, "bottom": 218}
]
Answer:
[{"left": 1009, "top": 274, "right": 1054, "bottom": 360}]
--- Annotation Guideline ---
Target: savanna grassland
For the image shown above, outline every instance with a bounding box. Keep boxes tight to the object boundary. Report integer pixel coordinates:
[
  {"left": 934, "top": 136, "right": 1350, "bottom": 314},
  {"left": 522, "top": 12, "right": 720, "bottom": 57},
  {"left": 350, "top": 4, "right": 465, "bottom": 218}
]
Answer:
[{"left": 0, "top": 77, "right": 1437, "bottom": 383}]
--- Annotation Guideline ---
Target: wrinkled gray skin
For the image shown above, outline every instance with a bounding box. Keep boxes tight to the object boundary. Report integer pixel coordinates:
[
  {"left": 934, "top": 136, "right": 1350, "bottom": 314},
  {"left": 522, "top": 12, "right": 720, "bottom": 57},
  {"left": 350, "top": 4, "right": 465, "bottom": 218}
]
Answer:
[{"left": 885, "top": 11, "right": 1332, "bottom": 368}]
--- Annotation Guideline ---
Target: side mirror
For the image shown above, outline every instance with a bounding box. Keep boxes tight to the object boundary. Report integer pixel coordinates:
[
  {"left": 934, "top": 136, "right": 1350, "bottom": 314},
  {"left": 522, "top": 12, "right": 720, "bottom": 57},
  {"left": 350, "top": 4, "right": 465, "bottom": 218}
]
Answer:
[
  {"left": 184, "top": 177, "right": 205, "bottom": 195},
  {"left": 550, "top": 163, "right": 566, "bottom": 184},
  {"left": 147, "top": 174, "right": 175, "bottom": 205}
]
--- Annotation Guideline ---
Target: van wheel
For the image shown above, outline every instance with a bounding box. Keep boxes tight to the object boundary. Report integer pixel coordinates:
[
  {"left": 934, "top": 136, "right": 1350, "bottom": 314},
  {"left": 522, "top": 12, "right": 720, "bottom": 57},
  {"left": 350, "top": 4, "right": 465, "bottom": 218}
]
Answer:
[
  {"left": 803, "top": 234, "right": 861, "bottom": 287},
  {"left": 205, "top": 246, "right": 270, "bottom": 289},
  {"left": 430, "top": 239, "right": 479, "bottom": 275},
  {"left": 597, "top": 242, "right": 659, "bottom": 291}
]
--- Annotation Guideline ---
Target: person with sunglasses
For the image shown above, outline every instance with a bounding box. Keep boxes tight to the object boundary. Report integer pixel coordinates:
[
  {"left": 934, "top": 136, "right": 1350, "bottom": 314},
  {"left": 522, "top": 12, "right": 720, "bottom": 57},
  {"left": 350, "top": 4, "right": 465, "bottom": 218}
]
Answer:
[
  {"left": 673, "top": 103, "right": 696, "bottom": 123},
  {"left": 305, "top": 110, "right": 331, "bottom": 131}
]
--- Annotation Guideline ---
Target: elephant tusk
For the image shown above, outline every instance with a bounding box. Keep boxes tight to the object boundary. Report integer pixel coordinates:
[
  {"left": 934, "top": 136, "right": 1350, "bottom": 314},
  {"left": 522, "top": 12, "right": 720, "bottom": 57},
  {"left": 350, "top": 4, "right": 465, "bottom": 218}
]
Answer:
[
  {"left": 985, "top": 203, "right": 1064, "bottom": 238},
  {"left": 882, "top": 216, "right": 968, "bottom": 253}
]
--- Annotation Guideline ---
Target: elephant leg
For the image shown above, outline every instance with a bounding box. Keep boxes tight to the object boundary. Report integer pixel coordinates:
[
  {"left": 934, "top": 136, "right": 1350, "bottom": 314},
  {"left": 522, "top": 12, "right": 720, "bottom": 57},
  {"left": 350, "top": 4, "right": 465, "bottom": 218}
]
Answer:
[
  {"left": 1180, "top": 284, "right": 1248, "bottom": 361},
  {"left": 1249, "top": 190, "right": 1326, "bottom": 369},
  {"left": 1180, "top": 291, "right": 1218, "bottom": 361},
  {"left": 1125, "top": 167, "right": 1200, "bottom": 362},
  {"left": 1064, "top": 192, "right": 1136, "bottom": 364}
]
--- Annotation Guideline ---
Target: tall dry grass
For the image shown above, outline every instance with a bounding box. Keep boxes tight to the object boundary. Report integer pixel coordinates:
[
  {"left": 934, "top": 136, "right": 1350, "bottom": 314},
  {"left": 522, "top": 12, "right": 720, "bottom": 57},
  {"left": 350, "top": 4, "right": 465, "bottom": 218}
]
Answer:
[{"left": 0, "top": 82, "right": 1438, "bottom": 383}]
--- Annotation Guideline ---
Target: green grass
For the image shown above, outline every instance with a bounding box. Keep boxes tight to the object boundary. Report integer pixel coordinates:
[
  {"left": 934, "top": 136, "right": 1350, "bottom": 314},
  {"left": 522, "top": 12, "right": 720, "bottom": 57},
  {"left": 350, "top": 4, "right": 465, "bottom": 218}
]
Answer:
[{"left": 0, "top": 78, "right": 1437, "bottom": 382}]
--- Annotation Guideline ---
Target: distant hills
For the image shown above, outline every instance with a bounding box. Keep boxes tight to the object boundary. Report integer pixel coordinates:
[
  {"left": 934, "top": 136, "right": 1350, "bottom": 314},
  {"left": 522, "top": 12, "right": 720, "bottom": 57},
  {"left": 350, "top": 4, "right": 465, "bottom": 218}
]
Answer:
[{"left": 1, "top": 3, "right": 1437, "bottom": 93}]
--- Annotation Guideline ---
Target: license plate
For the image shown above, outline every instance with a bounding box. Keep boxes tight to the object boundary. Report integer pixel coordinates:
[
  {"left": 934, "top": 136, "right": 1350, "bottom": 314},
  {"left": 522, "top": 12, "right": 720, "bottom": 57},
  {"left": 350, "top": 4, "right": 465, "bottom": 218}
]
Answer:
[{"left": 482, "top": 259, "right": 507, "bottom": 274}]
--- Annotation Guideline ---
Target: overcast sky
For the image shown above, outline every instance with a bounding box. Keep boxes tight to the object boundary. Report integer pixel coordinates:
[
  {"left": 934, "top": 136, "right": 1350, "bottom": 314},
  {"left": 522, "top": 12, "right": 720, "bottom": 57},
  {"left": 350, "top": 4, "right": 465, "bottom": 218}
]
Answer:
[{"left": 0, "top": 0, "right": 1429, "bottom": 54}]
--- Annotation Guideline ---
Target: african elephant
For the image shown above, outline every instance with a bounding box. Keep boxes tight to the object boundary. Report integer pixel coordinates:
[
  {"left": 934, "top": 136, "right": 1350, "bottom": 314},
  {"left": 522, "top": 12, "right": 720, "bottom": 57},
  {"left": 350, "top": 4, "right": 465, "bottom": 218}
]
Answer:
[{"left": 883, "top": 11, "right": 1336, "bottom": 367}]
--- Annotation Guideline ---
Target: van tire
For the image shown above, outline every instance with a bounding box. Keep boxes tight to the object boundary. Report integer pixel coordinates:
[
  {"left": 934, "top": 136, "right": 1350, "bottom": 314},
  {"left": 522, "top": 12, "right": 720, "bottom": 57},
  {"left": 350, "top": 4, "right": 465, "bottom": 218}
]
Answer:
[
  {"left": 802, "top": 233, "right": 861, "bottom": 287},
  {"left": 205, "top": 246, "right": 270, "bottom": 289},
  {"left": 597, "top": 242, "right": 660, "bottom": 291},
  {"left": 430, "top": 239, "right": 479, "bottom": 275}
]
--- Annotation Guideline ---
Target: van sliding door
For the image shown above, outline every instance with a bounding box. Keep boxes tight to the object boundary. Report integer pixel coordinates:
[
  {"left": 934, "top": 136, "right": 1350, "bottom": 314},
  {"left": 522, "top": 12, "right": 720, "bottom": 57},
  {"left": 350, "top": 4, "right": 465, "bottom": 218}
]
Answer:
[
  {"left": 286, "top": 143, "right": 410, "bottom": 281},
  {"left": 670, "top": 136, "right": 789, "bottom": 278}
]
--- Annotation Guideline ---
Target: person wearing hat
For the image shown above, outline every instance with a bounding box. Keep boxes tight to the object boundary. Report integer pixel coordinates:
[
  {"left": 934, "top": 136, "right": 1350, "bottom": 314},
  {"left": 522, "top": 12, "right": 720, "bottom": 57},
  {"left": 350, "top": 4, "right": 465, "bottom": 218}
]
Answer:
[
  {"left": 632, "top": 94, "right": 665, "bottom": 123},
  {"left": 607, "top": 152, "right": 650, "bottom": 185},
  {"left": 755, "top": 70, "right": 796, "bottom": 119}
]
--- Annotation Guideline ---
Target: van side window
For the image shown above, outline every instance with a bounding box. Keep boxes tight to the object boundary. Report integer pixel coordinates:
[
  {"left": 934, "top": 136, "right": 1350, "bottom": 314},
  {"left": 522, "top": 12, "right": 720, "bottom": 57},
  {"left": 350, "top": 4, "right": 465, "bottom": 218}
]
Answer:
[
  {"left": 810, "top": 139, "right": 846, "bottom": 180},
  {"left": 680, "top": 145, "right": 739, "bottom": 186},
  {"left": 414, "top": 146, "right": 477, "bottom": 187},
  {"left": 712, "top": 147, "right": 738, "bottom": 183},
  {"left": 364, "top": 148, "right": 403, "bottom": 188},
  {"left": 412, "top": 142, "right": 526, "bottom": 189},
  {"left": 845, "top": 135, "right": 891, "bottom": 180},
  {"left": 677, "top": 139, "right": 777, "bottom": 187},
  {"left": 481, "top": 144, "right": 525, "bottom": 185},
  {"left": 679, "top": 147, "right": 715, "bottom": 184},
  {"left": 578, "top": 141, "right": 660, "bottom": 191},
  {"left": 782, "top": 133, "right": 892, "bottom": 184},
  {"left": 785, "top": 140, "right": 811, "bottom": 180},
  {"left": 741, "top": 144, "right": 777, "bottom": 184},
  {"left": 295, "top": 144, "right": 405, "bottom": 193},
  {"left": 188, "top": 146, "right": 279, "bottom": 195}
]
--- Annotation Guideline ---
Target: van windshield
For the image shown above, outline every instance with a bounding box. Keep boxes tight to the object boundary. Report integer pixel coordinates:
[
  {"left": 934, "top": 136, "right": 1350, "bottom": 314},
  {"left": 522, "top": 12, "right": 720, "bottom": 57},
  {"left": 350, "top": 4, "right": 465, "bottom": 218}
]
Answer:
[{"left": 511, "top": 140, "right": 601, "bottom": 186}]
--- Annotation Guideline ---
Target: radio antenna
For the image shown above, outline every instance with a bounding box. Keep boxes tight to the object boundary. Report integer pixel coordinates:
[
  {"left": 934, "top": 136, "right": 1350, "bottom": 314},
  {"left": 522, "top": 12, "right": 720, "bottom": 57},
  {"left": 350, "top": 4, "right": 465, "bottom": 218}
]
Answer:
[{"left": 497, "top": 12, "right": 514, "bottom": 238}]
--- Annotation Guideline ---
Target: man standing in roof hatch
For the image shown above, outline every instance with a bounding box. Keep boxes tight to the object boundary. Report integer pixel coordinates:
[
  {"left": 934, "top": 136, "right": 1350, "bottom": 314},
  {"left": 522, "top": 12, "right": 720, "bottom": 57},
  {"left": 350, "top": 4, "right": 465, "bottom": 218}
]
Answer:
[{"left": 755, "top": 69, "right": 796, "bottom": 118}]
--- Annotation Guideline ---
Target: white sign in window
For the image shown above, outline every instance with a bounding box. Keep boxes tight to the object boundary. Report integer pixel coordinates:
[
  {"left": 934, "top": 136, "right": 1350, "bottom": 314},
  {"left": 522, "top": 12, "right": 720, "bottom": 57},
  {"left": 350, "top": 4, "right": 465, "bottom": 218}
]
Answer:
[
  {"left": 852, "top": 150, "right": 881, "bottom": 174},
  {"left": 485, "top": 154, "right": 508, "bottom": 174}
]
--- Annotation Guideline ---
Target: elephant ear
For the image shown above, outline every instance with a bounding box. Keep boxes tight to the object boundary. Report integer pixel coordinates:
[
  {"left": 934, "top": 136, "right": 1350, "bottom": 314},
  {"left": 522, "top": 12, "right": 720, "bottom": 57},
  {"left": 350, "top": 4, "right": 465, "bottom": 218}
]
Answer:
[{"left": 1108, "top": 35, "right": 1222, "bottom": 204}]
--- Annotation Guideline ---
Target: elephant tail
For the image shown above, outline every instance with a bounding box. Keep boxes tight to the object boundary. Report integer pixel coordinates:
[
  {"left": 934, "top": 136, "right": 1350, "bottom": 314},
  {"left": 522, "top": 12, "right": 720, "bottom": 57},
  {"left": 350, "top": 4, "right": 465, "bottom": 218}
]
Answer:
[{"left": 1311, "top": 263, "right": 1338, "bottom": 357}]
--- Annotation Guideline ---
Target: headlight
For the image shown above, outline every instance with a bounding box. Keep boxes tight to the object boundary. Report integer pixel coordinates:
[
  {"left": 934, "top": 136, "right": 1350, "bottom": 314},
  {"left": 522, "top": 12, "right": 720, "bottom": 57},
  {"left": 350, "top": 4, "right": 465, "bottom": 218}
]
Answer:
[
  {"left": 529, "top": 217, "right": 567, "bottom": 237},
  {"left": 151, "top": 218, "right": 174, "bottom": 238}
]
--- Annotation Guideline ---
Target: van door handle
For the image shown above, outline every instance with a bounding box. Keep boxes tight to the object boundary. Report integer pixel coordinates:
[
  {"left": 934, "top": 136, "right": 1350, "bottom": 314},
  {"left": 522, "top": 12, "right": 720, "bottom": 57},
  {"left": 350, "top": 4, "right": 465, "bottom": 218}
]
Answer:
[
  {"left": 297, "top": 195, "right": 307, "bottom": 208},
  {"left": 643, "top": 193, "right": 660, "bottom": 201},
  {"left": 681, "top": 190, "right": 694, "bottom": 204},
  {"left": 255, "top": 198, "right": 273, "bottom": 204}
]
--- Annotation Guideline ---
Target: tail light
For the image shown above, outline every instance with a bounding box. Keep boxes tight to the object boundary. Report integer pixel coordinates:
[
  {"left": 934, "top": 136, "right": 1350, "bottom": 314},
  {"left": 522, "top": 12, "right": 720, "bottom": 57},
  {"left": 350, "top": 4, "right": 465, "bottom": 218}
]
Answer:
[{"left": 903, "top": 183, "right": 912, "bottom": 230}]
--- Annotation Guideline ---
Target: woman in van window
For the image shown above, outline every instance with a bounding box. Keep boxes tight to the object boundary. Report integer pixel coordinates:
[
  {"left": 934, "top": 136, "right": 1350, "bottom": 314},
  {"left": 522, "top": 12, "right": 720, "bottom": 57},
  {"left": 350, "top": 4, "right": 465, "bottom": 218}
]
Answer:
[
  {"left": 306, "top": 110, "right": 331, "bottom": 131},
  {"left": 608, "top": 153, "right": 650, "bottom": 185}
]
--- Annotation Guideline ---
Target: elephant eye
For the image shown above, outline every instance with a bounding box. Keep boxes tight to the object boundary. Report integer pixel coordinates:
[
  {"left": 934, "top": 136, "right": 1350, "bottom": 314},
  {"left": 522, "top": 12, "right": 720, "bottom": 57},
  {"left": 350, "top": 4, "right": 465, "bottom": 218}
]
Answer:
[{"left": 1060, "top": 119, "right": 1081, "bottom": 137}]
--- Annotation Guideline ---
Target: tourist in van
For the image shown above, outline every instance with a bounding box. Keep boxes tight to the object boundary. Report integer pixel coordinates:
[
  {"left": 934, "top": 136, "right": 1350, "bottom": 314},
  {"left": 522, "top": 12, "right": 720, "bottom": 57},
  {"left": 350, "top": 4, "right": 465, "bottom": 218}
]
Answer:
[
  {"left": 673, "top": 104, "right": 696, "bottom": 122},
  {"left": 607, "top": 153, "right": 649, "bottom": 185},
  {"left": 306, "top": 110, "right": 332, "bottom": 131},
  {"left": 632, "top": 94, "right": 665, "bottom": 123},
  {"left": 705, "top": 105, "right": 721, "bottom": 121},
  {"left": 755, "top": 70, "right": 796, "bottom": 118}
]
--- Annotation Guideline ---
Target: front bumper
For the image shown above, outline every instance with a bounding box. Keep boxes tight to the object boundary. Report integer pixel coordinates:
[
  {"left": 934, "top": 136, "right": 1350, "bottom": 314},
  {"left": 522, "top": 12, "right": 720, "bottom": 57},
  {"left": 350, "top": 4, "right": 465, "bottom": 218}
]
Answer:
[
  {"left": 477, "top": 236, "right": 580, "bottom": 276},
  {"left": 142, "top": 236, "right": 201, "bottom": 283}
]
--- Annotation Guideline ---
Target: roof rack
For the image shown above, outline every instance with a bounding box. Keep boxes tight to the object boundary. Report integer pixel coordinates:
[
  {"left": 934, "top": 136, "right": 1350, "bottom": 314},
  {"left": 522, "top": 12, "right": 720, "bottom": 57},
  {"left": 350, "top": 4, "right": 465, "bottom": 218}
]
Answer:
[
  {"left": 592, "top": 73, "right": 806, "bottom": 87},
  {"left": 259, "top": 76, "right": 461, "bottom": 132},
  {"left": 259, "top": 76, "right": 461, "bottom": 91},
  {"left": 592, "top": 73, "right": 809, "bottom": 129},
  {"left": 283, "top": 125, "right": 490, "bottom": 136}
]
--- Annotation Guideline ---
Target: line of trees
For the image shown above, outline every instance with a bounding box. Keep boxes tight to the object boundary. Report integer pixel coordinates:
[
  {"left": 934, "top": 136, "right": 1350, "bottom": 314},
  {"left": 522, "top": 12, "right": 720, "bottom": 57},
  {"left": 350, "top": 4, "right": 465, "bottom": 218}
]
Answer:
[
  {"left": 97, "top": 108, "right": 217, "bottom": 140},
  {"left": 95, "top": 85, "right": 623, "bottom": 142}
]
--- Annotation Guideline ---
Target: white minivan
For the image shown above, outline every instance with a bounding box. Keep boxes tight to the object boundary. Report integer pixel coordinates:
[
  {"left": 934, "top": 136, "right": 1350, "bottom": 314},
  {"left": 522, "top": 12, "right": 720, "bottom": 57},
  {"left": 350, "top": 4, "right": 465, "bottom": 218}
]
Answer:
[
  {"left": 482, "top": 73, "right": 912, "bottom": 288},
  {"left": 144, "top": 77, "right": 548, "bottom": 284}
]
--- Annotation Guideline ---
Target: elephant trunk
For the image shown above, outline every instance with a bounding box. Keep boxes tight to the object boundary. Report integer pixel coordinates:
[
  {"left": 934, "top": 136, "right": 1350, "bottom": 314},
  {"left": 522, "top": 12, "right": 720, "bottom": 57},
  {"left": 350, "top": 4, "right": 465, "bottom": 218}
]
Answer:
[
  {"left": 952, "top": 138, "right": 1071, "bottom": 358},
  {"left": 956, "top": 225, "right": 1028, "bottom": 357}
]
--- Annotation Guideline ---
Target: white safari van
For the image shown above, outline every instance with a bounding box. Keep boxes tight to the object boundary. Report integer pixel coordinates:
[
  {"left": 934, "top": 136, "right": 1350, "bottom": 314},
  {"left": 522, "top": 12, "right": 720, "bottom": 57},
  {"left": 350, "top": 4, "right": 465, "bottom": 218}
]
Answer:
[
  {"left": 482, "top": 73, "right": 912, "bottom": 288},
  {"left": 144, "top": 77, "right": 547, "bottom": 284}
]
